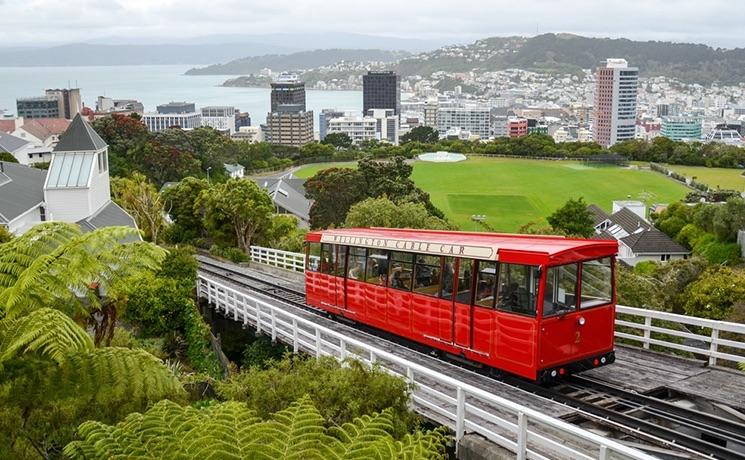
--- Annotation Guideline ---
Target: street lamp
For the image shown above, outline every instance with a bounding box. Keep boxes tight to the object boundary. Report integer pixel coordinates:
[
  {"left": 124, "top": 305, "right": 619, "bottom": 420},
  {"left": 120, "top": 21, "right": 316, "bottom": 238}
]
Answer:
[{"left": 206, "top": 166, "right": 212, "bottom": 185}]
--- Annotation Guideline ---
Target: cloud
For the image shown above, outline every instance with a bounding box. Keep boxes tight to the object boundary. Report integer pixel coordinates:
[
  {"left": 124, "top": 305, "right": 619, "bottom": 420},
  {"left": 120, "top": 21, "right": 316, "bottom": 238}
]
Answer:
[{"left": 1, "top": 0, "right": 744, "bottom": 48}]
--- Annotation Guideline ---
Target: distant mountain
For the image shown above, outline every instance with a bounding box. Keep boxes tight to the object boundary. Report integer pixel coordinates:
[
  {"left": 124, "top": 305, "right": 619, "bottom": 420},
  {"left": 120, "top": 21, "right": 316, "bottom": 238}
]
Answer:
[
  {"left": 0, "top": 42, "right": 294, "bottom": 67},
  {"left": 396, "top": 33, "right": 745, "bottom": 84},
  {"left": 186, "top": 49, "right": 409, "bottom": 75}
]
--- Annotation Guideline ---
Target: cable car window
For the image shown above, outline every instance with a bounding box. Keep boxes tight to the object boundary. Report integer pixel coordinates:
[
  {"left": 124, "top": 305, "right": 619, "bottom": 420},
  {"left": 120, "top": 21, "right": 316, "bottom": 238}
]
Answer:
[
  {"left": 319, "top": 243, "right": 335, "bottom": 275},
  {"left": 543, "top": 263, "right": 579, "bottom": 317},
  {"left": 389, "top": 252, "right": 414, "bottom": 291},
  {"left": 347, "top": 247, "right": 366, "bottom": 281},
  {"left": 580, "top": 258, "right": 612, "bottom": 309},
  {"left": 497, "top": 263, "right": 539, "bottom": 316},
  {"left": 413, "top": 255, "right": 441, "bottom": 297},
  {"left": 334, "top": 245, "right": 348, "bottom": 278},
  {"left": 366, "top": 249, "right": 389, "bottom": 286},
  {"left": 307, "top": 242, "right": 321, "bottom": 272},
  {"left": 439, "top": 257, "right": 456, "bottom": 299},
  {"left": 456, "top": 259, "right": 473, "bottom": 304},
  {"left": 474, "top": 261, "right": 497, "bottom": 308}
]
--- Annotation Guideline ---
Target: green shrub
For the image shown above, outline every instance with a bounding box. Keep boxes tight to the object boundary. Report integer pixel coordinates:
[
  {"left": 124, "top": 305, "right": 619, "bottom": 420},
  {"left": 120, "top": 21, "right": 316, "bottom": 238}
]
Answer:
[
  {"left": 694, "top": 234, "right": 742, "bottom": 265},
  {"left": 216, "top": 355, "right": 418, "bottom": 437},
  {"left": 242, "top": 335, "right": 290, "bottom": 369},
  {"left": 209, "top": 245, "right": 249, "bottom": 263}
]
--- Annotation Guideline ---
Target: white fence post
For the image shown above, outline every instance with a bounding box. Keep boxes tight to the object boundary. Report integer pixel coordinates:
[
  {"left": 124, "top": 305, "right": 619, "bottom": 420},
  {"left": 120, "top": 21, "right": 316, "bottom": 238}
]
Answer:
[
  {"left": 517, "top": 411, "right": 527, "bottom": 460},
  {"left": 709, "top": 328, "right": 719, "bottom": 366},
  {"left": 643, "top": 316, "right": 652, "bottom": 350},
  {"left": 455, "top": 387, "right": 465, "bottom": 447}
]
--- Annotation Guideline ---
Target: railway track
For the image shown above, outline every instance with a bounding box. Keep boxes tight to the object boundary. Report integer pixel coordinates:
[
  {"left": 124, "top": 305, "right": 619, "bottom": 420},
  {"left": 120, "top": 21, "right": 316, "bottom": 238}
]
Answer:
[{"left": 197, "top": 256, "right": 745, "bottom": 459}]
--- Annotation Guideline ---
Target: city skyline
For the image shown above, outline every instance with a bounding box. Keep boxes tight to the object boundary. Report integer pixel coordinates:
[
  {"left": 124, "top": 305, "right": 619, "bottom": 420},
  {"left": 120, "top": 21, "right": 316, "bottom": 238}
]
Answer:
[{"left": 2, "top": 0, "right": 745, "bottom": 49}]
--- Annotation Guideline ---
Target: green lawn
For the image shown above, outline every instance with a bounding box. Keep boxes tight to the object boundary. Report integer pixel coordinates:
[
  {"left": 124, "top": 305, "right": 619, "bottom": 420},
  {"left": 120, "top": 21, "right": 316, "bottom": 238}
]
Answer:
[
  {"left": 295, "top": 157, "right": 690, "bottom": 231},
  {"left": 293, "top": 162, "right": 357, "bottom": 179},
  {"left": 662, "top": 164, "right": 745, "bottom": 191}
]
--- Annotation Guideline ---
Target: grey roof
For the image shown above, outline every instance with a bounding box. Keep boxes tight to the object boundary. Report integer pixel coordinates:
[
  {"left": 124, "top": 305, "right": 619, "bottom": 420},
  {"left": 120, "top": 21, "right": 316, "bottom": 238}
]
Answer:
[
  {"left": 0, "top": 161, "right": 46, "bottom": 224},
  {"left": 620, "top": 229, "right": 690, "bottom": 255},
  {"left": 54, "top": 114, "right": 108, "bottom": 152},
  {"left": 608, "top": 207, "right": 652, "bottom": 234},
  {"left": 256, "top": 178, "right": 311, "bottom": 223},
  {"left": 587, "top": 204, "right": 611, "bottom": 227},
  {"left": 77, "top": 201, "right": 139, "bottom": 239},
  {"left": 0, "top": 132, "right": 30, "bottom": 154}
]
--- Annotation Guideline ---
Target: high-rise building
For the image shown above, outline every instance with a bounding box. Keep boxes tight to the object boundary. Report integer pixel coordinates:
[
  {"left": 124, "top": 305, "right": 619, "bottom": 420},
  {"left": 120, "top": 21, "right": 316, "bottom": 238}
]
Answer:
[
  {"left": 266, "top": 79, "right": 313, "bottom": 146},
  {"left": 593, "top": 58, "right": 639, "bottom": 148},
  {"left": 265, "top": 112, "right": 314, "bottom": 146},
  {"left": 527, "top": 119, "right": 548, "bottom": 135},
  {"left": 436, "top": 106, "right": 491, "bottom": 139},
  {"left": 363, "top": 71, "right": 400, "bottom": 116},
  {"left": 16, "top": 96, "right": 61, "bottom": 118},
  {"left": 423, "top": 101, "right": 438, "bottom": 128},
  {"left": 235, "top": 110, "right": 251, "bottom": 129},
  {"left": 270, "top": 78, "right": 306, "bottom": 113},
  {"left": 201, "top": 106, "right": 236, "bottom": 134},
  {"left": 661, "top": 117, "right": 702, "bottom": 141},
  {"left": 319, "top": 109, "right": 345, "bottom": 140},
  {"left": 45, "top": 88, "right": 82, "bottom": 119}
]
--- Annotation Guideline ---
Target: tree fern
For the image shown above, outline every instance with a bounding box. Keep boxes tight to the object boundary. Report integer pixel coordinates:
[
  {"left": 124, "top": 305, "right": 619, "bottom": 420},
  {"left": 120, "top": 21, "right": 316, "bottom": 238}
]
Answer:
[
  {"left": 0, "top": 307, "right": 93, "bottom": 365},
  {"left": 0, "top": 222, "right": 165, "bottom": 319},
  {"left": 64, "top": 396, "right": 449, "bottom": 460}
]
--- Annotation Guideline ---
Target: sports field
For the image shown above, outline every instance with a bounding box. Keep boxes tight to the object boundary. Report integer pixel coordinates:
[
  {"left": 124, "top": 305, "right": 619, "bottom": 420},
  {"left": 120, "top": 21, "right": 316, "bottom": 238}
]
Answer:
[
  {"left": 294, "top": 157, "right": 690, "bottom": 231},
  {"left": 662, "top": 164, "right": 745, "bottom": 191}
]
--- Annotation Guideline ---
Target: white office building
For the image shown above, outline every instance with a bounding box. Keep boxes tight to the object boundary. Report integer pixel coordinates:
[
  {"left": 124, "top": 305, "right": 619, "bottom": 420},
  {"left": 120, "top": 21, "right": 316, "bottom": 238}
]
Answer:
[
  {"left": 201, "top": 106, "right": 236, "bottom": 134},
  {"left": 437, "top": 105, "right": 491, "bottom": 139},
  {"left": 142, "top": 112, "right": 202, "bottom": 132},
  {"left": 367, "top": 108, "right": 399, "bottom": 145},
  {"left": 327, "top": 116, "right": 378, "bottom": 144}
]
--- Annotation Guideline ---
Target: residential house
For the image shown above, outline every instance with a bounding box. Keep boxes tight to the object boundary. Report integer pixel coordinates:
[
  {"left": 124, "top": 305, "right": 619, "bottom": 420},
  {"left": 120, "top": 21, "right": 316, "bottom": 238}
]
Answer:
[
  {"left": 224, "top": 163, "right": 245, "bottom": 179},
  {"left": 0, "top": 114, "right": 137, "bottom": 236},
  {"left": 255, "top": 177, "right": 311, "bottom": 228},
  {"left": 588, "top": 203, "right": 690, "bottom": 266}
]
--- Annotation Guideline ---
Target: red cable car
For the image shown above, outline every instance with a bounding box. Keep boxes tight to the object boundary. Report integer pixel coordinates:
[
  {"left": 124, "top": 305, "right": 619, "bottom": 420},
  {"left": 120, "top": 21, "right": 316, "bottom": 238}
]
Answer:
[{"left": 304, "top": 228, "right": 617, "bottom": 382}]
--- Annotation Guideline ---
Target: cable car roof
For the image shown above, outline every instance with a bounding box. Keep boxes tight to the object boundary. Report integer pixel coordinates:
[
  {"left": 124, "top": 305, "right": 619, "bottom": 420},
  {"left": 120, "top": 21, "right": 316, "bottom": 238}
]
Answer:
[{"left": 307, "top": 227, "right": 618, "bottom": 264}]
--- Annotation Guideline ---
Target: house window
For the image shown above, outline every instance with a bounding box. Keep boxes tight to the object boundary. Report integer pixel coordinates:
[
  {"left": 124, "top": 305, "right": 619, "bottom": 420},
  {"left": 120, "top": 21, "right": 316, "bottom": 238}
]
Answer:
[
  {"left": 97, "top": 153, "right": 103, "bottom": 173},
  {"left": 660, "top": 254, "right": 671, "bottom": 262},
  {"left": 39, "top": 206, "right": 46, "bottom": 222}
]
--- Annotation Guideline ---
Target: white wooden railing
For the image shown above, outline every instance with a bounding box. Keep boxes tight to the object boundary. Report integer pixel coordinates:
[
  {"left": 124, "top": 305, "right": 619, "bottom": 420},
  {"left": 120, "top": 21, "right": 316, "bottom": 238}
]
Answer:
[
  {"left": 198, "top": 274, "right": 655, "bottom": 460},
  {"left": 250, "top": 246, "right": 308, "bottom": 272},
  {"left": 247, "top": 245, "right": 745, "bottom": 367},
  {"left": 616, "top": 305, "right": 745, "bottom": 366}
]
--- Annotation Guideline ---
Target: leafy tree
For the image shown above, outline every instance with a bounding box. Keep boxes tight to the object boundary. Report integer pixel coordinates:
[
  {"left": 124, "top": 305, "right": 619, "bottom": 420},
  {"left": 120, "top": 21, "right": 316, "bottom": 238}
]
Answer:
[
  {"left": 345, "top": 197, "right": 454, "bottom": 230},
  {"left": 546, "top": 197, "right": 595, "bottom": 237},
  {"left": 0, "top": 151, "right": 18, "bottom": 163},
  {"left": 400, "top": 126, "right": 439, "bottom": 144},
  {"left": 305, "top": 167, "right": 367, "bottom": 229},
  {"left": 111, "top": 172, "right": 167, "bottom": 243},
  {"left": 141, "top": 140, "right": 201, "bottom": 186},
  {"left": 712, "top": 197, "right": 745, "bottom": 242},
  {"left": 322, "top": 132, "right": 353, "bottom": 149},
  {"left": 215, "top": 355, "right": 418, "bottom": 437},
  {"left": 91, "top": 113, "right": 151, "bottom": 178},
  {"left": 684, "top": 267, "right": 745, "bottom": 319},
  {"left": 196, "top": 178, "right": 274, "bottom": 251},
  {"left": 162, "top": 177, "right": 210, "bottom": 243},
  {"left": 65, "top": 396, "right": 448, "bottom": 459}
]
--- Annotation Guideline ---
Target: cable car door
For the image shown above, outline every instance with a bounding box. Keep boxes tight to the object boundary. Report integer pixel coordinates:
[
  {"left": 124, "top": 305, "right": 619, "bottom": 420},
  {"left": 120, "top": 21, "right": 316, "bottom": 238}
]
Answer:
[
  {"left": 452, "top": 258, "right": 473, "bottom": 349},
  {"left": 334, "top": 245, "right": 347, "bottom": 310}
]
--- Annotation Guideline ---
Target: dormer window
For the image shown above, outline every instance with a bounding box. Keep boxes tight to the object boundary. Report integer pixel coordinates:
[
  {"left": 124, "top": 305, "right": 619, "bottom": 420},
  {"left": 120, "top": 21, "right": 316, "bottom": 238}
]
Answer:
[{"left": 97, "top": 152, "right": 108, "bottom": 173}]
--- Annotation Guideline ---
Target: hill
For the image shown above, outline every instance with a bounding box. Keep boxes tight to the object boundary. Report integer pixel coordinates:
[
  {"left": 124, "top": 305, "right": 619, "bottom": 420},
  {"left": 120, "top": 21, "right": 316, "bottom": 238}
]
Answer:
[
  {"left": 396, "top": 33, "right": 745, "bottom": 84},
  {"left": 186, "top": 49, "right": 409, "bottom": 75}
]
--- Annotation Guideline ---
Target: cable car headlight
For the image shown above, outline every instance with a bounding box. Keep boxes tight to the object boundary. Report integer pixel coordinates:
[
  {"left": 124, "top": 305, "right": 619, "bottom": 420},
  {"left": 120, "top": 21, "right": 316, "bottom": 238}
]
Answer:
[{"left": 578, "top": 316, "right": 586, "bottom": 326}]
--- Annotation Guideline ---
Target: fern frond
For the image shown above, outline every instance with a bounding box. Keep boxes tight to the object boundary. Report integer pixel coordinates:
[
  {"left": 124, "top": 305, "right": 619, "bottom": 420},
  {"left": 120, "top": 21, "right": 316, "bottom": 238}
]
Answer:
[
  {"left": 0, "top": 223, "right": 164, "bottom": 318},
  {"left": 0, "top": 307, "right": 94, "bottom": 364},
  {"left": 64, "top": 396, "right": 449, "bottom": 460}
]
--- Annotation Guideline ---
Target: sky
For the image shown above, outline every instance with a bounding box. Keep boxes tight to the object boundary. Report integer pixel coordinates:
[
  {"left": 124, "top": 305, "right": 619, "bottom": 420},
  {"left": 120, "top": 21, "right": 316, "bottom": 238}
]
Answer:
[{"left": 1, "top": 0, "right": 744, "bottom": 49}]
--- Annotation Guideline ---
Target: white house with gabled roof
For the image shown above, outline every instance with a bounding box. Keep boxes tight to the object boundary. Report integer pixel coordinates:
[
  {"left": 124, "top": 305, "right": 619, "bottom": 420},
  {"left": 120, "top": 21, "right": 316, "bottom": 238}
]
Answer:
[{"left": 1, "top": 113, "right": 137, "bottom": 236}]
